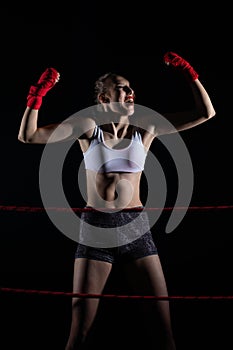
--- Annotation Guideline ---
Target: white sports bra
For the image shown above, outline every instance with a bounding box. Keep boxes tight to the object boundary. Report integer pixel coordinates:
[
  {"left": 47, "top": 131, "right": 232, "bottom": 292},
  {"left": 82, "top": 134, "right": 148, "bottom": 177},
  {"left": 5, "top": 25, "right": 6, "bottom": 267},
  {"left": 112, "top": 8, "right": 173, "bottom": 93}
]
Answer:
[{"left": 83, "top": 125, "right": 147, "bottom": 173}]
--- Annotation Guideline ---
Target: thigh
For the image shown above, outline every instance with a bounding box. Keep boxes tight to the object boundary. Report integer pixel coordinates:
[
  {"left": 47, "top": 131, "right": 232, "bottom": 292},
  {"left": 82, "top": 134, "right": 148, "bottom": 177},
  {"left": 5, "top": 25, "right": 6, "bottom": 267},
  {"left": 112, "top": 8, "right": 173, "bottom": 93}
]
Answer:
[
  {"left": 72, "top": 258, "right": 112, "bottom": 294},
  {"left": 124, "top": 255, "right": 174, "bottom": 335},
  {"left": 124, "top": 255, "right": 168, "bottom": 296}
]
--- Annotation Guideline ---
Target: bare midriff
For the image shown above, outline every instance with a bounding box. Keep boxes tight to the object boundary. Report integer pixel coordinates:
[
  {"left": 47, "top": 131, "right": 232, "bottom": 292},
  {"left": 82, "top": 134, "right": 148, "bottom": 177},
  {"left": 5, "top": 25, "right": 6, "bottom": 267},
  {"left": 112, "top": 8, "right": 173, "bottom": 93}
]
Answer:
[{"left": 85, "top": 170, "right": 143, "bottom": 209}]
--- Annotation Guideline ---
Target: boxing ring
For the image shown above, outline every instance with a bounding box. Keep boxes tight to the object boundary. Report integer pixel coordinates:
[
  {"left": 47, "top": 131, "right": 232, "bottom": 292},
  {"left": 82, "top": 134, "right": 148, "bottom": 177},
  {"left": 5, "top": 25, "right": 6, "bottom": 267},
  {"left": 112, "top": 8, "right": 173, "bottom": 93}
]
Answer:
[
  {"left": 1, "top": 203, "right": 233, "bottom": 350},
  {"left": 1, "top": 203, "right": 233, "bottom": 301}
]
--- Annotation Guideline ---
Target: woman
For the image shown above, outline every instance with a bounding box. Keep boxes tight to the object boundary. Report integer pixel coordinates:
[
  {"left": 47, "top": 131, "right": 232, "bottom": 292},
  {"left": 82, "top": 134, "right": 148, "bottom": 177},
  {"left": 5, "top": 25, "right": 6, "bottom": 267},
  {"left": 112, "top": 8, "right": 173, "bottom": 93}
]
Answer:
[{"left": 18, "top": 52, "right": 216, "bottom": 350}]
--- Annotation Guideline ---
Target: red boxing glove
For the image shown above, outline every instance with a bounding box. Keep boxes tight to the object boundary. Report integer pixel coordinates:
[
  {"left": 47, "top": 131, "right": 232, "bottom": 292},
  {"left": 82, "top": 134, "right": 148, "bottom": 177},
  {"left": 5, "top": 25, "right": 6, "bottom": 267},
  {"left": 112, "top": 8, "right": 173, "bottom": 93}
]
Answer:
[
  {"left": 163, "top": 52, "right": 199, "bottom": 82},
  {"left": 27, "top": 67, "right": 60, "bottom": 110}
]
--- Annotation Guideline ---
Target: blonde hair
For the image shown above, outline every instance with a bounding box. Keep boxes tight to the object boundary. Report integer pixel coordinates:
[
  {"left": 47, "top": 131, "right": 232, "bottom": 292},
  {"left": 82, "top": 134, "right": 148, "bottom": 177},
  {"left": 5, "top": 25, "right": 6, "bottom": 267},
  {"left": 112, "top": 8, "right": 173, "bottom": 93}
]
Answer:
[{"left": 94, "top": 72, "right": 118, "bottom": 103}]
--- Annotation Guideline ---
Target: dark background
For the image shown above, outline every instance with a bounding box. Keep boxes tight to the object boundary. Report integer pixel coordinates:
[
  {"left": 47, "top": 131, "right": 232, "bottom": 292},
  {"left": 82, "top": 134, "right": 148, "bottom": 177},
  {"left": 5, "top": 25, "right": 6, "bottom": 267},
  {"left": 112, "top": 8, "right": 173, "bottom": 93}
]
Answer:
[{"left": 0, "top": 3, "right": 232, "bottom": 349}]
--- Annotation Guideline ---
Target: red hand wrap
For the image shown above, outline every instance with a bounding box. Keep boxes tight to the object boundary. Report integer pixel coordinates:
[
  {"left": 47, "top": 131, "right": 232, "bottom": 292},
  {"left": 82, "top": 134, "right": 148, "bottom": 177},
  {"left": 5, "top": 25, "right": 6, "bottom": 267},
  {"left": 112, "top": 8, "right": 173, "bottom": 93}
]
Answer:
[
  {"left": 27, "top": 67, "right": 59, "bottom": 110},
  {"left": 163, "top": 52, "right": 199, "bottom": 81}
]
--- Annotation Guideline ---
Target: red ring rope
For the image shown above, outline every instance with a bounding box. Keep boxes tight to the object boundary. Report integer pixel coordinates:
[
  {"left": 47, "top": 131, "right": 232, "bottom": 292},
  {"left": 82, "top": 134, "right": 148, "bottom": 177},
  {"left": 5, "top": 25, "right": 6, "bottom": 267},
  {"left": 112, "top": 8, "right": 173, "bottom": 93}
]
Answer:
[
  {"left": 1, "top": 204, "right": 233, "bottom": 212},
  {"left": 1, "top": 203, "right": 232, "bottom": 300},
  {"left": 0, "top": 287, "right": 233, "bottom": 300}
]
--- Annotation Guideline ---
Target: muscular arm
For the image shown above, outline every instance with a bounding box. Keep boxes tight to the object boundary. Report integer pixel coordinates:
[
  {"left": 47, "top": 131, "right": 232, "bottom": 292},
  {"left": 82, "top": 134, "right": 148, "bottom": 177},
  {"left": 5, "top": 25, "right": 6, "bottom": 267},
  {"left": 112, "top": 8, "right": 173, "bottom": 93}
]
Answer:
[
  {"left": 148, "top": 52, "right": 216, "bottom": 137},
  {"left": 160, "top": 78, "right": 216, "bottom": 134},
  {"left": 18, "top": 107, "right": 74, "bottom": 143},
  {"left": 18, "top": 68, "right": 96, "bottom": 144},
  {"left": 18, "top": 107, "right": 96, "bottom": 144}
]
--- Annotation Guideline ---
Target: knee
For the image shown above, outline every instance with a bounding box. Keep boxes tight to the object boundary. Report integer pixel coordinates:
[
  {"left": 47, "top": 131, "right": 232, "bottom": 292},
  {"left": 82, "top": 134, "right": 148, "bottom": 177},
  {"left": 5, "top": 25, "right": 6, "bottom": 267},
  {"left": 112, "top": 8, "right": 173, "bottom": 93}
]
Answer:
[{"left": 71, "top": 297, "right": 85, "bottom": 310}]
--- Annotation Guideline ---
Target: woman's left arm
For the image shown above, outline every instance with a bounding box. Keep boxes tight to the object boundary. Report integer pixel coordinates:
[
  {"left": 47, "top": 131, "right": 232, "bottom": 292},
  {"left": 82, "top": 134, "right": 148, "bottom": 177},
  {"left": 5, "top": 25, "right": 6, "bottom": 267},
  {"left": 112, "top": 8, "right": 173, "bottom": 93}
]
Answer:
[{"left": 154, "top": 52, "right": 216, "bottom": 136}]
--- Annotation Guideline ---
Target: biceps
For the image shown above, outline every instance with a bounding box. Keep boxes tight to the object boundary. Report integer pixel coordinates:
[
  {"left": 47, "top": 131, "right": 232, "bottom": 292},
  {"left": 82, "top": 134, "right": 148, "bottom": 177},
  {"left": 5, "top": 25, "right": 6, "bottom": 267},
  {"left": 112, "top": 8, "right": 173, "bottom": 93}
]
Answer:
[{"left": 36, "top": 123, "right": 74, "bottom": 143}]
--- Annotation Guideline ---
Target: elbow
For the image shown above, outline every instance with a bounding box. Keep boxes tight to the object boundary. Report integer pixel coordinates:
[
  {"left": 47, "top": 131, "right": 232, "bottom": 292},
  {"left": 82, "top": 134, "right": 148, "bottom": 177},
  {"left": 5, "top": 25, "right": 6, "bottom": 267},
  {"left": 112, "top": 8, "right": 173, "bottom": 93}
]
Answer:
[
  {"left": 18, "top": 133, "right": 26, "bottom": 143},
  {"left": 18, "top": 133, "right": 32, "bottom": 144},
  {"left": 202, "top": 105, "right": 216, "bottom": 120},
  {"left": 206, "top": 107, "right": 216, "bottom": 120}
]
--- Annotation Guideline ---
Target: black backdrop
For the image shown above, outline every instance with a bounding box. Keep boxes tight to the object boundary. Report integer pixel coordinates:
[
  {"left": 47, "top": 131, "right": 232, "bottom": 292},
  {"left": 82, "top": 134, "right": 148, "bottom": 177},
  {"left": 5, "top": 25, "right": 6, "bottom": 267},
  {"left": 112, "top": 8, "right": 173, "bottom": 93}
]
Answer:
[{"left": 0, "top": 3, "right": 232, "bottom": 349}]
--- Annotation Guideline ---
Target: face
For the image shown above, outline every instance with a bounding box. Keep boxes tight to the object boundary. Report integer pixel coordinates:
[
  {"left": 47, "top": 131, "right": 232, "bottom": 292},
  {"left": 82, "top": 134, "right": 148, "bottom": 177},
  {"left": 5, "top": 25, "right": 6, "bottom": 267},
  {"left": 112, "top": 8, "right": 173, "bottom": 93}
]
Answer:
[{"left": 99, "top": 75, "right": 135, "bottom": 116}]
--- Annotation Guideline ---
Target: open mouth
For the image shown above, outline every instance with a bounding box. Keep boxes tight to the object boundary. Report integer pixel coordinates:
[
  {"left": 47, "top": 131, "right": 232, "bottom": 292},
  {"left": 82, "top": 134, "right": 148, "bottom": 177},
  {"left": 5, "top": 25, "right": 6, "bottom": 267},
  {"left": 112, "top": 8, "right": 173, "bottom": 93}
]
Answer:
[{"left": 125, "top": 95, "right": 135, "bottom": 103}]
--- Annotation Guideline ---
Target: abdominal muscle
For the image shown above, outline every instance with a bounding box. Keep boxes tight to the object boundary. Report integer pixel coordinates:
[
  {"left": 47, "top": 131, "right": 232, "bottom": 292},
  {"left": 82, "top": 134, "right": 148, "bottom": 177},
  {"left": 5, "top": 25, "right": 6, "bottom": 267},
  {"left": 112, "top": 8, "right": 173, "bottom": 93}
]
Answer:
[{"left": 85, "top": 170, "right": 143, "bottom": 209}]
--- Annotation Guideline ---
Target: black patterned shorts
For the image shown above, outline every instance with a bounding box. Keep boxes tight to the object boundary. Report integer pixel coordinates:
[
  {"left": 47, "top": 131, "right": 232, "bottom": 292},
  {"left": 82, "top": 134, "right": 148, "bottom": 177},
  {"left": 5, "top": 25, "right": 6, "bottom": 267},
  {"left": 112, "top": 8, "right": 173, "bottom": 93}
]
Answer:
[{"left": 75, "top": 207, "right": 158, "bottom": 264}]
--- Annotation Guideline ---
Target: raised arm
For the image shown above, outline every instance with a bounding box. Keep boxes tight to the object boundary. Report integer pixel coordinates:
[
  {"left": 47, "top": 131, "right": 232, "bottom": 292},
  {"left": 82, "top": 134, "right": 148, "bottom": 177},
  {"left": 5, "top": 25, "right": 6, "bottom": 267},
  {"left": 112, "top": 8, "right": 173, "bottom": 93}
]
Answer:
[
  {"left": 18, "top": 67, "right": 60, "bottom": 143},
  {"left": 153, "top": 52, "right": 216, "bottom": 136},
  {"left": 17, "top": 68, "right": 94, "bottom": 144}
]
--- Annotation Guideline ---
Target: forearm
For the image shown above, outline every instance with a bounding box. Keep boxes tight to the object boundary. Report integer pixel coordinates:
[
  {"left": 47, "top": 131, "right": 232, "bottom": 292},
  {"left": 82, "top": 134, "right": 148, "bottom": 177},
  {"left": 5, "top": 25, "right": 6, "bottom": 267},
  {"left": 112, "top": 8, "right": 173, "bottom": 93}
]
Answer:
[
  {"left": 190, "top": 79, "right": 216, "bottom": 119},
  {"left": 164, "top": 52, "right": 215, "bottom": 118},
  {"left": 18, "top": 108, "right": 39, "bottom": 143},
  {"left": 158, "top": 52, "right": 216, "bottom": 134},
  {"left": 18, "top": 67, "right": 64, "bottom": 144},
  {"left": 163, "top": 79, "right": 216, "bottom": 132}
]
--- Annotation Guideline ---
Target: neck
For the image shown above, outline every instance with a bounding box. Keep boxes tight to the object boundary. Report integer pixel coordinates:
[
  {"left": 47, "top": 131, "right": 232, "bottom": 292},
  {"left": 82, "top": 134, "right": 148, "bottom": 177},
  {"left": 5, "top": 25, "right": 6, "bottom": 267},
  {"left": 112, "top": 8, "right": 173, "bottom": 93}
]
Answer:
[{"left": 104, "top": 121, "right": 132, "bottom": 139}]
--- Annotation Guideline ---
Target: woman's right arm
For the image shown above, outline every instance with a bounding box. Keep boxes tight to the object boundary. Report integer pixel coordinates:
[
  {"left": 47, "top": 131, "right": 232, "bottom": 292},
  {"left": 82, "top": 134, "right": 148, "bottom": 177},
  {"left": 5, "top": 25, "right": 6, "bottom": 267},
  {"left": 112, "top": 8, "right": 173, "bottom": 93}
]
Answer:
[
  {"left": 18, "top": 67, "right": 65, "bottom": 144},
  {"left": 18, "top": 107, "right": 76, "bottom": 144},
  {"left": 18, "top": 67, "right": 96, "bottom": 144}
]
